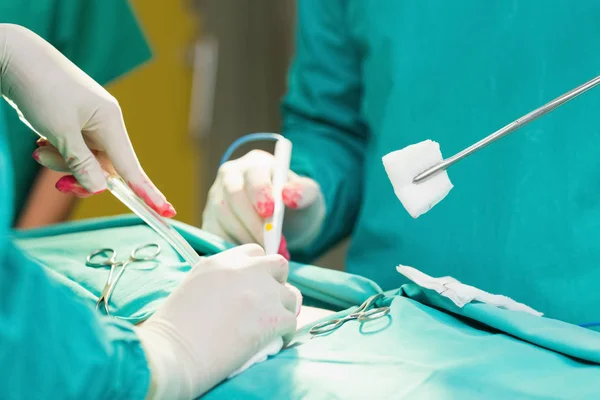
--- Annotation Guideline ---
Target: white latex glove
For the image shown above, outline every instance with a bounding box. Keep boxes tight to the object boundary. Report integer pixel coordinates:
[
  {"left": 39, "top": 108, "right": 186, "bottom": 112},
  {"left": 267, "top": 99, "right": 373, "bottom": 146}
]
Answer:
[
  {"left": 202, "top": 150, "right": 325, "bottom": 258},
  {"left": 0, "top": 24, "right": 175, "bottom": 217},
  {"left": 135, "top": 244, "right": 299, "bottom": 400}
]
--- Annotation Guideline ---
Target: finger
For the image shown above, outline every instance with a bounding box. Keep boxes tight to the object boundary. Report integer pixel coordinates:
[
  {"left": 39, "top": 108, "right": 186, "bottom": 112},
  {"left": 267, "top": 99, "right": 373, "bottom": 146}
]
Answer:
[
  {"left": 202, "top": 180, "right": 244, "bottom": 244},
  {"left": 282, "top": 283, "right": 302, "bottom": 316},
  {"left": 207, "top": 243, "right": 264, "bottom": 268},
  {"left": 34, "top": 141, "right": 113, "bottom": 173},
  {"left": 54, "top": 134, "right": 106, "bottom": 194},
  {"left": 278, "top": 235, "right": 290, "bottom": 260},
  {"left": 32, "top": 146, "right": 70, "bottom": 172},
  {"left": 214, "top": 204, "right": 255, "bottom": 244},
  {"left": 243, "top": 165, "right": 275, "bottom": 219},
  {"left": 252, "top": 254, "right": 289, "bottom": 283},
  {"left": 277, "top": 309, "right": 298, "bottom": 345},
  {"left": 98, "top": 113, "right": 176, "bottom": 218},
  {"left": 282, "top": 173, "right": 321, "bottom": 210},
  {"left": 222, "top": 168, "right": 265, "bottom": 243},
  {"left": 201, "top": 209, "right": 237, "bottom": 244},
  {"left": 235, "top": 243, "right": 266, "bottom": 258},
  {"left": 216, "top": 172, "right": 256, "bottom": 244},
  {"left": 55, "top": 175, "right": 99, "bottom": 198},
  {"left": 125, "top": 171, "right": 176, "bottom": 218}
]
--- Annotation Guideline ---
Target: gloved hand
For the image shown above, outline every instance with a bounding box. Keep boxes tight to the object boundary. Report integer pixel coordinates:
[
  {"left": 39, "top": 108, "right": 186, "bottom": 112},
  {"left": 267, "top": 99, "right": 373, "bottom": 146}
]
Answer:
[
  {"left": 0, "top": 24, "right": 175, "bottom": 217},
  {"left": 135, "top": 244, "right": 299, "bottom": 400},
  {"left": 202, "top": 150, "right": 325, "bottom": 258}
]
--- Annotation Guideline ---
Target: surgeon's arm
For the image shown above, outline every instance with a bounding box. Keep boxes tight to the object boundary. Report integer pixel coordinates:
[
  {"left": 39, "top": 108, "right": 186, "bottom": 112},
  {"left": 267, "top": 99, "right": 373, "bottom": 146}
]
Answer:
[
  {"left": 282, "top": 0, "right": 367, "bottom": 261},
  {"left": 16, "top": 0, "right": 152, "bottom": 228}
]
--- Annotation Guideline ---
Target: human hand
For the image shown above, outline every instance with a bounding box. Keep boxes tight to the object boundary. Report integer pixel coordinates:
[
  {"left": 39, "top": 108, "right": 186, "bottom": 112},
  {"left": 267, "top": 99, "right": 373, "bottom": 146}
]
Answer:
[
  {"left": 135, "top": 244, "right": 300, "bottom": 399},
  {"left": 202, "top": 150, "right": 325, "bottom": 258},
  {"left": 0, "top": 24, "right": 175, "bottom": 217}
]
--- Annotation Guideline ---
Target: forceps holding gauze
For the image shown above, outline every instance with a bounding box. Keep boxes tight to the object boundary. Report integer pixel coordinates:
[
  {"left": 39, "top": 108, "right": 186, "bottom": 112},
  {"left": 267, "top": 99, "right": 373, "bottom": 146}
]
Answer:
[{"left": 383, "top": 74, "right": 600, "bottom": 218}]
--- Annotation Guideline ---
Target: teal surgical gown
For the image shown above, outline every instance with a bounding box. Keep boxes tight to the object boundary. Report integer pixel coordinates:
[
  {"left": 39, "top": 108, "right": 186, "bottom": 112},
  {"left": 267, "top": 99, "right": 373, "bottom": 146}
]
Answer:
[
  {"left": 284, "top": 1, "right": 600, "bottom": 325},
  {"left": 0, "top": 0, "right": 151, "bottom": 224},
  {"left": 0, "top": 104, "right": 150, "bottom": 397}
]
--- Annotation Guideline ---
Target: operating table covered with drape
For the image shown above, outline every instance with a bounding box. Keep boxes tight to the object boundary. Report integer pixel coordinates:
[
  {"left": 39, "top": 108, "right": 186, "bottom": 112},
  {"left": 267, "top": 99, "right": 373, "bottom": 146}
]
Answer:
[{"left": 14, "top": 216, "right": 600, "bottom": 399}]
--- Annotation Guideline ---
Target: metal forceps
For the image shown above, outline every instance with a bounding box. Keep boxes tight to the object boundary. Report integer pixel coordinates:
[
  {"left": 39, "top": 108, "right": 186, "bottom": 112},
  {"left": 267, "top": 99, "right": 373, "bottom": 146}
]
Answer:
[
  {"left": 86, "top": 243, "right": 161, "bottom": 316},
  {"left": 309, "top": 293, "right": 391, "bottom": 335},
  {"left": 413, "top": 73, "right": 600, "bottom": 183}
]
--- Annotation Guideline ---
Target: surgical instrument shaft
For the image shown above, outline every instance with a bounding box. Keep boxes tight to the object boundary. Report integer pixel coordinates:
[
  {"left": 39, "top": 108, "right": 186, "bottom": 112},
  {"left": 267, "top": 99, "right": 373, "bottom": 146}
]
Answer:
[
  {"left": 413, "top": 74, "right": 600, "bottom": 184},
  {"left": 264, "top": 138, "right": 292, "bottom": 255}
]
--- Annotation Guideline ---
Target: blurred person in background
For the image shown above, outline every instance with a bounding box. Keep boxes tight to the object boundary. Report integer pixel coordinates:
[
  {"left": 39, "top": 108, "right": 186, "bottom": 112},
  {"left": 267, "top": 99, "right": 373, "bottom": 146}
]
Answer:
[
  {"left": 0, "top": 0, "right": 152, "bottom": 229},
  {"left": 202, "top": 1, "right": 600, "bottom": 326}
]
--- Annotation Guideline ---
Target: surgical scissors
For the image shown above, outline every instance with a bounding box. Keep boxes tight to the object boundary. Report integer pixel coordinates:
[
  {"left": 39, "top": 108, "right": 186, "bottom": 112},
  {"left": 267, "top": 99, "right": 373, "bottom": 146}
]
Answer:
[
  {"left": 86, "top": 243, "right": 161, "bottom": 316},
  {"left": 309, "top": 293, "right": 391, "bottom": 335}
]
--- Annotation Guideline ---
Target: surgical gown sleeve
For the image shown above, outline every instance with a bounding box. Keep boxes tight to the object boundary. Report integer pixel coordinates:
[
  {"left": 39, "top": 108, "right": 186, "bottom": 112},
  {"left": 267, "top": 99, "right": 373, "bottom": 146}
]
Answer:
[
  {"left": 0, "top": 101, "right": 149, "bottom": 397},
  {"left": 0, "top": 241, "right": 150, "bottom": 399},
  {"left": 282, "top": 0, "right": 367, "bottom": 261}
]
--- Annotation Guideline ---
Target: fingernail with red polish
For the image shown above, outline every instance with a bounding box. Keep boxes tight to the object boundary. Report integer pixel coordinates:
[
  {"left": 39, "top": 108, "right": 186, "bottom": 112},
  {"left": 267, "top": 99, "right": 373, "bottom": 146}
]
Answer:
[
  {"left": 282, "top": 186, "right": 302, "bottom": 209},
  {"left": 128, "top": 181, "right": 175, "bottom": 217},
  {"left": 56, "top": 176, "right": 78, "bottom": 192},
  {"left": 55, "top": 175, "right": 91, "bottom": 197},
  {"left": 255, "top": 187, "right": 275, "bottom": 218},
  {"left": 255, "top": 201, "right": 274, "bottom": 219},
  {"left": 160, "top": 203, "right": 177, "bottom": 218}
]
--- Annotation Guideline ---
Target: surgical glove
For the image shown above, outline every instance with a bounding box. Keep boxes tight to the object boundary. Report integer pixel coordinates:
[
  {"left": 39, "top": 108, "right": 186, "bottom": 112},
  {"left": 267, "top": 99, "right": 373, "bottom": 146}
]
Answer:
[
  {"left": 0, "top": 24, "right": 175, "bottom": 217},
  {"left": 135, "top": 244, "right": 299, "bottom": 400},
  {"left": 202, "top": 150, "right": 325, "bottom": 257}
]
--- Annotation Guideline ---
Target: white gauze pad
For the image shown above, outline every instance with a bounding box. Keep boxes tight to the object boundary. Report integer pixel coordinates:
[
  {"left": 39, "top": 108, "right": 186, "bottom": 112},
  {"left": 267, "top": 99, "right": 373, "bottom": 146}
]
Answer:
[{"left": 382, "top": 140, "right": 453, "bottom": 218}]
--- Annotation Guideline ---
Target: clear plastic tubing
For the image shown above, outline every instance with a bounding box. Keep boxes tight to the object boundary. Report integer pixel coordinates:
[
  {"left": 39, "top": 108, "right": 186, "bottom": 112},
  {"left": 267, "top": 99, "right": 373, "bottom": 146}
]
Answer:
[{"left": 106, "top": 175, "right": 202, "bottom": 266}]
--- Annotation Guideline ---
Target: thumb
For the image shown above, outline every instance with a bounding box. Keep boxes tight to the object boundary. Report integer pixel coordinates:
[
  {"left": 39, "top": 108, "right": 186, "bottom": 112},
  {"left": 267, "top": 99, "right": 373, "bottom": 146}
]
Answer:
[
  {"left": 282, "top": 172, "right": 321, "bottom": 210},
  {"left": 55, "top": 134, "right": 106, "bottom": 194}
]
